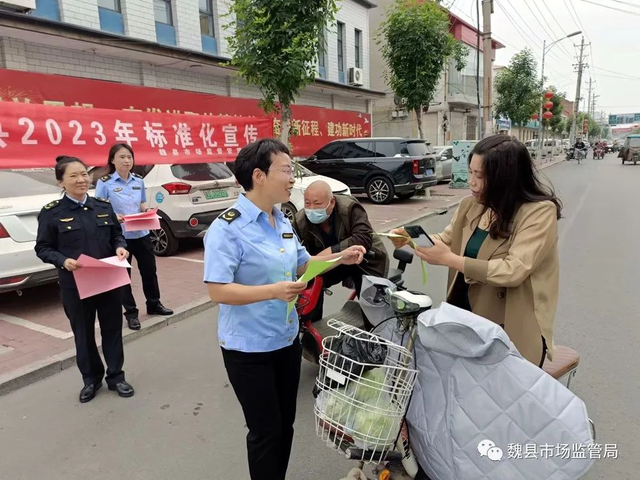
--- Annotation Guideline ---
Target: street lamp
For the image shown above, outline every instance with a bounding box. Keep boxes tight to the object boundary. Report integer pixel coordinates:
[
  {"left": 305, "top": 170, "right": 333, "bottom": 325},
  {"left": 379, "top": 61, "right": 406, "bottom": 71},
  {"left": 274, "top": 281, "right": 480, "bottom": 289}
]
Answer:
[{"left": 536, "top": 31, "right": 581, "bottom": 163}]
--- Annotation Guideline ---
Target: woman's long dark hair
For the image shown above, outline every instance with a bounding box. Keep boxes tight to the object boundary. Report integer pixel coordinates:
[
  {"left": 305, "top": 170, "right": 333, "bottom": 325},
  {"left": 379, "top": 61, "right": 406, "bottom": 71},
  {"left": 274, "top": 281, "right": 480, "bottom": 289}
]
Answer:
[
  {"left": 107, "top": 143, "right": 135, "bottom": 174},
  {"left": 470, "top": 135, "right": 562, "bottom": 239}
]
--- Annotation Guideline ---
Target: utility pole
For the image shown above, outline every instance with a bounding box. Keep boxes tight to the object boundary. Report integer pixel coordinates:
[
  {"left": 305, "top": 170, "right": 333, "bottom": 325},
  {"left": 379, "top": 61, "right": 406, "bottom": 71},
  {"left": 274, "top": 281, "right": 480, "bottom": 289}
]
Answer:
[
  {"left": 482, "top": 0, "right": 493, "bottom": 138},
  {"left": 586, "top": 78, "right": 593, "bottom": 142},
  {"left": 570, "top": 37, "right": 587, "bottom": 145}
]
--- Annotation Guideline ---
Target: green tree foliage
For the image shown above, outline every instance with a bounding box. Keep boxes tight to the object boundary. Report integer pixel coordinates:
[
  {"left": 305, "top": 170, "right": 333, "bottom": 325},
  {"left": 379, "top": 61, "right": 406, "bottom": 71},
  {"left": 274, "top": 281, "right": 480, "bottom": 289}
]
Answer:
[
  {"left": 377, "top": 0, "right": 467, "bottom": 139},
  {"left": 226, "top": 0, "right": 338, "bottom": 144},
  {"left": 495, "top": 49, "right": 540, "bottom": 138}
]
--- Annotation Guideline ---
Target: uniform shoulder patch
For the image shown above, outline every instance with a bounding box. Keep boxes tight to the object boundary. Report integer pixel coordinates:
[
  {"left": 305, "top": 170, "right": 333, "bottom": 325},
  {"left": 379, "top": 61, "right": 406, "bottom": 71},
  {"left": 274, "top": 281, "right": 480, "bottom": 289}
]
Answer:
[
  {"left": 95, "top": 197, "right": 110, "bottom": 204},
  {"left": 131, "top": 172, "right": 142, "bottom": 178},
  {"left": 219, "top": 208, "right": 241, "bottom": 224},
  {"left": 43, "top": 200, "right": 60, "bottom": 210},
  {"left": 100, "top": 174, "right": 111, "bottom": 182}
]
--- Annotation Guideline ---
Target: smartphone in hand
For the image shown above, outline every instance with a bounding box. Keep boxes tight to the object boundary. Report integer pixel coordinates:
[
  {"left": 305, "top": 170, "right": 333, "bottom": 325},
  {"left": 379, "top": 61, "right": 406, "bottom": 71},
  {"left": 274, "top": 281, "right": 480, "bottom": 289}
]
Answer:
[{"left": 404, "top": 225, "right": 435, "bottom": 248}]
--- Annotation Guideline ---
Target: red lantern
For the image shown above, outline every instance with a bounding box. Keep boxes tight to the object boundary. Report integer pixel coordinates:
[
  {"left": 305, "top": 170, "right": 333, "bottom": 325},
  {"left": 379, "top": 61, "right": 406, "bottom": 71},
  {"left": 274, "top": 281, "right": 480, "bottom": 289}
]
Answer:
[
  {"left": 544, "top": 91, "right": 554, "bottom": 100},
  {"left": 531, "top": 113, "right": 539, "bottom": 120},
  {"left": 542, "top": 111, "right": 553, "bottom": 120},
  {"left": 544, "top": 101, "right": 554, "bottom": 110}
]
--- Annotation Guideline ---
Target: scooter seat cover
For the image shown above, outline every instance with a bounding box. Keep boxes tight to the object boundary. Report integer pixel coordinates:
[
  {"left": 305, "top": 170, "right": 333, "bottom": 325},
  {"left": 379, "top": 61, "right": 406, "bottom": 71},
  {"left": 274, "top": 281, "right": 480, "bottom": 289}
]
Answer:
[{"left": 382, "top": 302, "right": 594, "bottom": 480}]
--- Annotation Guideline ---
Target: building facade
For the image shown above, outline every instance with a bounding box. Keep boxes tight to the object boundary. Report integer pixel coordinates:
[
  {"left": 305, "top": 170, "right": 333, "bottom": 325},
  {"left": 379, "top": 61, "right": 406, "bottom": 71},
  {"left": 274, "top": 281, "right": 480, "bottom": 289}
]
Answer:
[
  {"left": 0, "top": 0, "right": 384, "bottom": 157},
  {"left": 369, "top": 5, "right": 504, "bottom": 146}
]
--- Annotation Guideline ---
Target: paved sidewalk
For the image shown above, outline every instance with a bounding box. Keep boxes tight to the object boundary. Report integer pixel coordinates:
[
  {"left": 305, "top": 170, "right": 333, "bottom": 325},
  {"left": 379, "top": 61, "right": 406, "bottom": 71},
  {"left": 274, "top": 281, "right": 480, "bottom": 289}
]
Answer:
[{"left": 0, "top": 155, "right": 564, "bottom": 394}]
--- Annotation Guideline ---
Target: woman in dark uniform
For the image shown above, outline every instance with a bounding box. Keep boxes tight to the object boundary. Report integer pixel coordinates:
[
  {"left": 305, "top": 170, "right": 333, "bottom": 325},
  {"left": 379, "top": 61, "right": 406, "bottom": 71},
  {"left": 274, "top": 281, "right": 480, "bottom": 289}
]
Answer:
[
  {"left": 35, "top": 156, "right": 135, "bottom": 403},
  {"left": 95, "top": 143, "right": 172, "bottom": 331}
]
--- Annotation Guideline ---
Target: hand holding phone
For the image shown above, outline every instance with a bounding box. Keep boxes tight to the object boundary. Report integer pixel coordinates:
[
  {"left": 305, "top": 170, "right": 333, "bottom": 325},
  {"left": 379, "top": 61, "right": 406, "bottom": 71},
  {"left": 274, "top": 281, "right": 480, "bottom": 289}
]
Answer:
[{"left": 404, "top": 225, "right": 435, "bottom": 248}]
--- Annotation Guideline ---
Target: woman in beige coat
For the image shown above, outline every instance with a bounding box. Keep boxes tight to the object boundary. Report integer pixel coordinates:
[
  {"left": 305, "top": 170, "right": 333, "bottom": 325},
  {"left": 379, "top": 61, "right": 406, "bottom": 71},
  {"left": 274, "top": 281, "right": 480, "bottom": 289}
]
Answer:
[{"left": 392, "top": 135, "right": 562, "bottom": 366}]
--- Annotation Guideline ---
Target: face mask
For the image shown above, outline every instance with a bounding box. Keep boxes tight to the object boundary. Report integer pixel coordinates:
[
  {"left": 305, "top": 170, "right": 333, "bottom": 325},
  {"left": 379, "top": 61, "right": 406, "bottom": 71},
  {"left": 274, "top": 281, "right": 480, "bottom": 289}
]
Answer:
[{"left": 305, "top": 202, "right": 331, "bottom": 224}]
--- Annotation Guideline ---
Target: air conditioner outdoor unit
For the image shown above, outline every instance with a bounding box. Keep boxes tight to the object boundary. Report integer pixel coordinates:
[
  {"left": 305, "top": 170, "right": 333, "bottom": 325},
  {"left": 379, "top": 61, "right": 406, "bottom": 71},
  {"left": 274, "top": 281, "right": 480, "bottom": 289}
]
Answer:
[
  {"left": 0, "top": 0, "right": 35, "bottom": 13},
  {"left": 394, "top": 95, "right": 408, "bottom": 107},
  {"left": 348, "top": 67, "right": 364, "bottom": 86}
]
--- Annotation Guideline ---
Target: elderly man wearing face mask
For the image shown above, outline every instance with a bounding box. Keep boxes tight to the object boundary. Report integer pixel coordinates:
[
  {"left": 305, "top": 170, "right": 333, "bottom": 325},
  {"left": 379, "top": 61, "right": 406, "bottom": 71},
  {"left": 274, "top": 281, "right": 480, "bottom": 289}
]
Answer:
[{"left": 292, "top": 181, "right": 389, "bottom": 321}]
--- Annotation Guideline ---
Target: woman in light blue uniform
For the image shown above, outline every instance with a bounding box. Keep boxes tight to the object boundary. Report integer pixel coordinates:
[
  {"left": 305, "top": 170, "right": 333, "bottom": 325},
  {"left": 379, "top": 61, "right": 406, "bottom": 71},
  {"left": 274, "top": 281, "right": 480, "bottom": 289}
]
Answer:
[
  {"left": 204, "top": 138, "right": 365, "bottom": 480},
  {"left": 96, "top": 143, "right": 173, "bottom": 330}
]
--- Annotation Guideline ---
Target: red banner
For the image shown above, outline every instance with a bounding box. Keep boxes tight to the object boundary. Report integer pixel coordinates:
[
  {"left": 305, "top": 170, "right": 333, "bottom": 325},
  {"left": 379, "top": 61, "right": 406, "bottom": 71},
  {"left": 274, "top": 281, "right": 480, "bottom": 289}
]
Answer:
[
  {"left": 0, "top": 101, "right": 272, "bottom": 169},
  {"left": 0, "top": 69, "right": 371, "bottom": 160}
]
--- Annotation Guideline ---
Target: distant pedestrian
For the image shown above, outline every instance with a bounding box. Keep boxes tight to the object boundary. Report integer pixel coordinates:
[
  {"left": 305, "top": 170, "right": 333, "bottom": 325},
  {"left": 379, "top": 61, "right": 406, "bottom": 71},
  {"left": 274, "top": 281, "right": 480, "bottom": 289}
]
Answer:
[
  {"left": 35, "top": 156, "right": 135, "bottom": 403},
  {"left": 95, "top": 143, "right": 173, "bottom": 331},
  {"left": 204, "top": 138, "right": 365, "bottom": 480}
]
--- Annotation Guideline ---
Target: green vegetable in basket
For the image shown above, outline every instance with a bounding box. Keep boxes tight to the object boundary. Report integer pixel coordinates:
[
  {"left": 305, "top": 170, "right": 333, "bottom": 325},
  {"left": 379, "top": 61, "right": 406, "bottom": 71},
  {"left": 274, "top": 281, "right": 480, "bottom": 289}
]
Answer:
[
  {"left": 318, "top": 390, "right": 351, "bottom": 426},
  {"left": 351, "top": 368, "right": 388, "bottom": 405},
  {"left": 351, "top": 407, "right": 401, "bottom": 445}
]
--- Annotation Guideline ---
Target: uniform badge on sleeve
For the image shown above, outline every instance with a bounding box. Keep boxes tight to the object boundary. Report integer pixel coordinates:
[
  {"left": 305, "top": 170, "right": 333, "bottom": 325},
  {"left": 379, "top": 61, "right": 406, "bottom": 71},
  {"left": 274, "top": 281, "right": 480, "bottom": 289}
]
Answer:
[
  {"left": 282, "top": 233, "right": 294, "bottom": 239},
  {"left": 219, "top": 209, "right": 241, "bottom": 224}
]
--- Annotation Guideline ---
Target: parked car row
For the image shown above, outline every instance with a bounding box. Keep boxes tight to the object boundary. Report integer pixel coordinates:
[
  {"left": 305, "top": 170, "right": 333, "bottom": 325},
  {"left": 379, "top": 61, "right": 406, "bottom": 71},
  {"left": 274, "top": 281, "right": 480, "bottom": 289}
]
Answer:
[
  {"left": 0, "top": 162, "right": 350, "bottom": 294},
  {"left": 2, "top": 136, "right": 456, "bottom": 295}
]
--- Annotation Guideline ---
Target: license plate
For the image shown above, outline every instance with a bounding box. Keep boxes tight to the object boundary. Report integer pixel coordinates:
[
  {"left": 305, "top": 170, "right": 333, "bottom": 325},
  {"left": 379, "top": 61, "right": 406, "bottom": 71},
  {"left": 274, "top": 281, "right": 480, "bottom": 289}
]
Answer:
[
  {"left": 204, "top": 189, "right": 229, "bottom": 200},
  {"left": 426, "top": 169, "right": 433, "bottom": 175}
]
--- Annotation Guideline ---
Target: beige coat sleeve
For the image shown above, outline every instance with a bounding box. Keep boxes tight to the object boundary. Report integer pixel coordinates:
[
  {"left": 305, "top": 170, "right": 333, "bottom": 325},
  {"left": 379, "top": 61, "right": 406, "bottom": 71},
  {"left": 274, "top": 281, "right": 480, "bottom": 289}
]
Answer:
[
  {"left": 463, "top": 201, "right": 558, "bottom": 288},
  {"left": 431, "top": 203, "right": 462, "bottom": 247}
]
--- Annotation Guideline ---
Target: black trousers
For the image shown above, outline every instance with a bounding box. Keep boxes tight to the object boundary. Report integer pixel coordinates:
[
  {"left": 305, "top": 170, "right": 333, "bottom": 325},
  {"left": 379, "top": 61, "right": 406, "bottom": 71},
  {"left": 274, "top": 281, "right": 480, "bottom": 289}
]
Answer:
[
  {"left": 221, "top": 339, "right": 302, "bottom": 480},
  {"left": 122, "top": 234, "right": 161, "bottom": 320},
  {"left": 61, "top": 287, "right": 125, "bottom": 386},
  {"left": 308, "top": 264, "right": 365, "bottom": 322}
]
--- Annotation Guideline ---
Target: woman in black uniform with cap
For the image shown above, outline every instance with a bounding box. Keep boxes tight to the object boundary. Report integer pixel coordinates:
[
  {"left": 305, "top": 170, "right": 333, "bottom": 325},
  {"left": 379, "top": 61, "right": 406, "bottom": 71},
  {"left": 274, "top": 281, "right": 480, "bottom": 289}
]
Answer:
[{"left": 35, "top": 156, "right": 135, "bottom": 403}]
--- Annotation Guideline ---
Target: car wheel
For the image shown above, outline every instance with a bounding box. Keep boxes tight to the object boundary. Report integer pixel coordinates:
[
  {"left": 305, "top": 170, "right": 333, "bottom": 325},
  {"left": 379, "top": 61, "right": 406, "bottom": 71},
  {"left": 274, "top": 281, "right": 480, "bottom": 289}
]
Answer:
[
  {"left": 367, "top": 177, "right": 395, "bottom": 205},
  {"left": 150, "top": 219, "right": 179, "bottom": 256},
  {"left": 280, "top": 202, "right": 297, "bottom": 223},
  {"left": 396, "top": 192, "right": 415, "bottom": 200}
]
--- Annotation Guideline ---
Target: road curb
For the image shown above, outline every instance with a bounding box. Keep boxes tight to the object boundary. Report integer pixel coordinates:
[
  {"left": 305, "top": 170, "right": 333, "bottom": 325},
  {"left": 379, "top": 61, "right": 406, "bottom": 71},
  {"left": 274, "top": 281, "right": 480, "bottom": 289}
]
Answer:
[{"left": 0, "top": 296, "right": 214, "bottom": 397}]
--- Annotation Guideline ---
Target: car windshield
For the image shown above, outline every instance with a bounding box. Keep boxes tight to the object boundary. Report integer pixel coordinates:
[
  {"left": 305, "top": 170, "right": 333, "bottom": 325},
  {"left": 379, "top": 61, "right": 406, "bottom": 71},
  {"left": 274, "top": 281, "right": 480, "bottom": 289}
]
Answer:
[
  {"left": 170, "top": 163, "right": 233, "bottom": 181},
  {"left": 0, "top": 169, "right": 61, "bottom": 199},
  {"left": 403, "top": 142, "right": 434, "bottom": 156},
  {"left": 628, "top": 138, "right": 640, "bottom": 148}
]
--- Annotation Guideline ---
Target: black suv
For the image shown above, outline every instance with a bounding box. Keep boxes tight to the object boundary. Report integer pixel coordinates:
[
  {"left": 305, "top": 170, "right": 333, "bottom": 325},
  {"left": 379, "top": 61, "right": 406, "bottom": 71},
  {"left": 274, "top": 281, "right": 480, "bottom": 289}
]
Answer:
[{"left": 302, "top": 138, "right": 438, "bottom": 204}]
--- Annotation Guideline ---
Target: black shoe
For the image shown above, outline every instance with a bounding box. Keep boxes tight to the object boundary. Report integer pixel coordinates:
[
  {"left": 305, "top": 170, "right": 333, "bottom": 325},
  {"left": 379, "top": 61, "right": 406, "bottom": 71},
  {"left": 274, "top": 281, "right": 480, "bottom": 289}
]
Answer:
[
  {"left": 126, "top": 317, "right": 141, "bottom": 330},
  {"left": 79, "top": 382, "right": 102, "bottom": 403},
  {"left": 147, "top": 303, "right": 173, "bottom": 316},
  {"left": 108, "top": 381, "right": 135, "bottom": 398}
]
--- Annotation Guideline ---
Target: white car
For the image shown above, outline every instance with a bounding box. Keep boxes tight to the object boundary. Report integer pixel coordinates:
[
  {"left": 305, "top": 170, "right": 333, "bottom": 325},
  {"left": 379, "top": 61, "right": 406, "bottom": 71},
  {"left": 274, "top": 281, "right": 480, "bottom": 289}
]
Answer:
[
  {"left": 0, "top": 162, "right": 351, "bottom": 294},
  {"left": 89, "top": 163, "right": 243, "bottom": 256},
  {"left": 0, "top": 169, "right": 61, "bottom": 294},
  {"left": 432, "top": 146, "right": 454, "bottom": 182}
]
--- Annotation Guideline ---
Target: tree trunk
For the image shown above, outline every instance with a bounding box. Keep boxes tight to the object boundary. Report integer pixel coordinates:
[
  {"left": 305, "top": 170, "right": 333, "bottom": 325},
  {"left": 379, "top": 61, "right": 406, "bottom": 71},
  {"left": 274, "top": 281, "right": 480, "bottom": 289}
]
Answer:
[
  {"left": 279, "top": 103, "right": 292, "bottom": 144},
  {"left": 415, "top": 106, "right": 424, "bottom": 139}
]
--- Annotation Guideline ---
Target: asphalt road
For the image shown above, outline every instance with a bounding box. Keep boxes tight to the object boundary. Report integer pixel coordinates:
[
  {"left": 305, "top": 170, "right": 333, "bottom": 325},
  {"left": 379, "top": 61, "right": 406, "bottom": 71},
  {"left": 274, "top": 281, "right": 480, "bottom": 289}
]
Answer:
[{"left": 0, "top": 153, "right": 637, "bottom": 479}]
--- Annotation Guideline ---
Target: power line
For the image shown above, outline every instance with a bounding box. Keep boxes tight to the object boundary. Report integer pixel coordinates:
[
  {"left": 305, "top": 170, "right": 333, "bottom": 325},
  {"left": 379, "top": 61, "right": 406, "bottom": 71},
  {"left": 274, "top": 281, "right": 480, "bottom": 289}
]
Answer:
[
  {"left": 520, "top": 0, "right": 574, "bottom": 62},
  {"left": 499, "top": 0, "right": 569, "bottom": 64},
  {"left": 581, "top": 0, "right": 640, "bottom": 15},
  {"left": 597, "top": 73, "right": 640, "bottom": 81},
  {"left": 494, "top": 1, "right": 568, "bottom": 80},
  {"left": 568, "top": 0, "right": 591, "bottom": 41},
  {"left": 609, "top": 0, "right": 640, "bottom": 9},
  {"left": 541, "top": 0, "right": 575, "bottom": 58},
  {"left": 531, "top": 0, "right": 575, "bottom": 60},
  {"left": 595, "top": 66, "right": 640, "bottom": 80}
]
